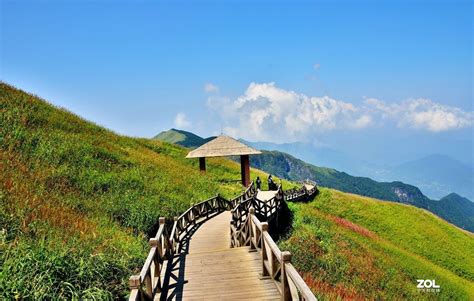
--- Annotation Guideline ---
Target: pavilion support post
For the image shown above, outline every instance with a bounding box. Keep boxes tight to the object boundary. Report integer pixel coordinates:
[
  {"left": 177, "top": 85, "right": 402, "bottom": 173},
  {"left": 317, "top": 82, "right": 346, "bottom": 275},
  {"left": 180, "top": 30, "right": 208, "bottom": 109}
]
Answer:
[
  {"left": 240, "top": 155, "right": 250, "bottom": 187},
  {"left": 199, "top": 157, "right": 206, "bottom": 172}
]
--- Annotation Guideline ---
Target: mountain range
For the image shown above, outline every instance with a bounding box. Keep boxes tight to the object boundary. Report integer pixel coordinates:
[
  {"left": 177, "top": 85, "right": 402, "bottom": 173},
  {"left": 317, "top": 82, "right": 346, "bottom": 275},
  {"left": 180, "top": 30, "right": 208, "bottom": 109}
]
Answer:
[
  {"left": 240, "top": 140, "right": 474, "bottom": 201},
  {"left": 155, "top": 129, "right": 474, "bottom": 232}
]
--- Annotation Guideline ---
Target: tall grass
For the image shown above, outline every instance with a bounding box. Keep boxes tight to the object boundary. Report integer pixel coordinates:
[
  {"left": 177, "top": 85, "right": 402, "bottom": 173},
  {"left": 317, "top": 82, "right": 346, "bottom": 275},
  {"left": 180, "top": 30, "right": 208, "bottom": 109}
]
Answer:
[
  {"left": 280, "top": 188, "right": 474, "bottom": 300},
  {"left": 0, "top": 83, "right": 289, "bottom": 298}
]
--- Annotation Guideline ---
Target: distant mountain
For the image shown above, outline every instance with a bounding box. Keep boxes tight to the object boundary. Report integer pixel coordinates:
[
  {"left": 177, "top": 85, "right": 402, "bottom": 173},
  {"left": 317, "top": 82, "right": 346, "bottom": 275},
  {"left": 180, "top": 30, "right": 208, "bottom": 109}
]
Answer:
[
  {"left": 242, "top": 140, "right": 474, "bottom": 201},
  {"left": 386, "top": 154, "right": 474, "bottom": 200},
  {"left": 241, "top": 139, "right": 380, "bottom": 176},
  {"left": 250, "top": 150, "right": 474, "bottom": 232},
  {"left": 155, "top": 129, "right": 474, "bottom": 232},
  {"left": 154, "top": 128, "right": 215, "bottom": 148},
  {"left": 431, "top": 193, "right": 474, "bottom": 231}
]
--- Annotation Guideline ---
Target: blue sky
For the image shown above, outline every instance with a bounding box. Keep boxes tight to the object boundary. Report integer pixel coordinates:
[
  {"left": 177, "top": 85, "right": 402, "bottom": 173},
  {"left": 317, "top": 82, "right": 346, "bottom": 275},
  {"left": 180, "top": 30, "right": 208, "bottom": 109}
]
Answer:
[{"left": 1, "top": 0, "right": 472, "bottom": 164}]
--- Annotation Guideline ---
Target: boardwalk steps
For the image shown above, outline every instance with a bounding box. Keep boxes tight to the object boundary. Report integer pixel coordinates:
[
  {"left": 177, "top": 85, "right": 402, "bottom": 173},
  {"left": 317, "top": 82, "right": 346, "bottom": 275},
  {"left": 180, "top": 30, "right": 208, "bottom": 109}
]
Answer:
[{"left": 129, "top": 182, "right": 318, "bottom": 300}]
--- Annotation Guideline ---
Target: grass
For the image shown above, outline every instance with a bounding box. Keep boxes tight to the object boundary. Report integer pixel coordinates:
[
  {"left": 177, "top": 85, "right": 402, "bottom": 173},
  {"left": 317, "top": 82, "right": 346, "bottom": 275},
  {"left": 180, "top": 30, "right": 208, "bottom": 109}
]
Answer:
[
  {"left": 2, "top": 82, "right": 473, "bottom": 300},
  {"left": 280, "top": 188, "right": 474, "bottom": 300},
  {"left": 0, "top": 83, "right": 292, "bottom": 299}
]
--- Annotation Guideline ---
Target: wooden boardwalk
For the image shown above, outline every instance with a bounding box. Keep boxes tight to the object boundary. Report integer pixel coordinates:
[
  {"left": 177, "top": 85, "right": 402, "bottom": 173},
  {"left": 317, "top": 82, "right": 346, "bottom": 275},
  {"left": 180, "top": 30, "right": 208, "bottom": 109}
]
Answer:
[
  {"left": 256, "top": 190, "right": 279, "bottom": 202},
  {"left": 160, "top": 211, "right": 281, "bottom": 300},
  {"left": 129, "top": 183, "right": 319, "bottom": 301}
]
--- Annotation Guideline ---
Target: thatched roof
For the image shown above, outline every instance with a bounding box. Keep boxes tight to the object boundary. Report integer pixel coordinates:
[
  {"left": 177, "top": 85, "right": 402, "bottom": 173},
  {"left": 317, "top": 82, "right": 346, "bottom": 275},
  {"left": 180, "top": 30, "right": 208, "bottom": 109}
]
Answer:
[{"left": 186, "top": 135, "right": 261, "bottom": 158}]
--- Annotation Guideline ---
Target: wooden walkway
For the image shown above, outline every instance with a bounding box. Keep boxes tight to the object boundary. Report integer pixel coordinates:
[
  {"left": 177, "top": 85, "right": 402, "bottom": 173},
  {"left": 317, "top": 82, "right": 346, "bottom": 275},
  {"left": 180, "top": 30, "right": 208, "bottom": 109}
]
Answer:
[
  {"left": 129, "top": 183, "right": 319, "bottom": 301},
  {"left": 160, "top": 211, "right": 281, "bottom": 300},
  {"left": 256, "top": 190, "right": 279, "bottom": 202}
]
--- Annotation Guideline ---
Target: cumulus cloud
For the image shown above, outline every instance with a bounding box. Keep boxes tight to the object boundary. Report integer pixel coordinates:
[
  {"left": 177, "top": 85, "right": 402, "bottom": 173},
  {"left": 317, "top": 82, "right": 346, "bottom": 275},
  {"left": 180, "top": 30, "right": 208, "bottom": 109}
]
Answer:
[
  {"left": 208, "top": 82, "right": 371, "bottom": 142},
  {"left": 206, "top": 82, "right": 473, "bottom": 142},
  {"left": 364, "top": 98, "right": 474, "bottom": 132},
  {"left": 174, "top": 112, "right": 191, "bottom": 128},
  {"left": 204, "top": 83, "right": 219, "bottom": 93}
]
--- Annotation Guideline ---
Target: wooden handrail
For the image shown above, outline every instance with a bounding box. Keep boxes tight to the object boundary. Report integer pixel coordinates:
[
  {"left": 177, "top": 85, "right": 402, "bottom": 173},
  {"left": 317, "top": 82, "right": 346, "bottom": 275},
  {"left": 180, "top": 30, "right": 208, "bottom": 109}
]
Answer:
[
  {"left": 129, "top": 181, "right": 317, "bottom": 301},
  {"left": 129, "top": 217, "right": 167, "bottom": 301},
  {"left": 284, "top": 180, "right": 318, "bottom": 202},
  {"left": 245, "top": 206, "right": 318, "bottom": 301},
  {"left": 286, "top": 263, "right": 316, "bottom": 300},
  {"left": 129, "top": 183, "right": 257, "bottom": 301},
  {"left": 230, "top": 185, "right": 283, "bottom": 248}
]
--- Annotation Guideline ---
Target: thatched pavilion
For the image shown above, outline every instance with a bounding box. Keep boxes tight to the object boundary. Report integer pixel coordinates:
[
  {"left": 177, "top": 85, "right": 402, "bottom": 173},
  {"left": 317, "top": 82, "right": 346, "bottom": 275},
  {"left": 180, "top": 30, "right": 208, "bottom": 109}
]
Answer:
[{"left": 186, "top": 135, "right": 261, "bottom": 186}]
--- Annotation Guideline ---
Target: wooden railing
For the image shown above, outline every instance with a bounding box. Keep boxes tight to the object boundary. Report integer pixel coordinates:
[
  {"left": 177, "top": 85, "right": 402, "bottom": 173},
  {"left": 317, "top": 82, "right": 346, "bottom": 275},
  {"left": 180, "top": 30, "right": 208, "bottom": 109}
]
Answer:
[
  {"left": 228, "top": 182, "right": 257, "bottom": 208},
  {"left": 247, "top": 207, "right": 317, "bottom": 301},
  {"left": 230, "top": 185, "right": 283, "bottom": 247},
  {"left": 128, "top": 217, "right": 170, "bottom": 301},
  {"left": 129, "top": 184, "right": 257, "bottom": 301},
  {"left": 284, "top": 180, "right": 318, "bottom": 202},
  {"left": 129, "top": 181, "right": 317, "bottom": 301}
]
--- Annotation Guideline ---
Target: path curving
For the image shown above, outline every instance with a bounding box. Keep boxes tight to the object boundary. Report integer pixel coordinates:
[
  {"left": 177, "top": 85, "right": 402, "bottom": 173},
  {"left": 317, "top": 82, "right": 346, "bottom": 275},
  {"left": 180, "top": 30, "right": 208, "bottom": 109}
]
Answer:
[{"left": 160, "top": 211, "right": 281, "bottom": 300}]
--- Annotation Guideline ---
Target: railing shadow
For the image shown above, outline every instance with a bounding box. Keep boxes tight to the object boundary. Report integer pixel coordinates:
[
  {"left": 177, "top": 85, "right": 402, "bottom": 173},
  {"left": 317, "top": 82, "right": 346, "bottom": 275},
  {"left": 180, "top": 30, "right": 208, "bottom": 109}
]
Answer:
[{"left": 158, "top": 213, "right": 220, "bottom": 301}]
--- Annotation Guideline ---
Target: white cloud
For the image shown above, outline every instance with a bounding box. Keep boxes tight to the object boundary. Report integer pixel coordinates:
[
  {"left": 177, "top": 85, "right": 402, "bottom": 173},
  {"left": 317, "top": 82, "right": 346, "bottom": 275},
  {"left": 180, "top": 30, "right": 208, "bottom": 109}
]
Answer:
[
  {"left": 313, "top": 63, "right": 320, "bottom": 70},
  {"left": 207, "top": 82, "right": 473, "bottom": 142},
  {"left": 174, "top": 112, "right": 191, "bottom": 128},
  {"left": 208, "top": 82, "right": 371, "bottom": 142},
  {"left": 204, "top": 83, "right": 219, "bottom": 93},
  {"left": 364, "top": 98, "right": 474, "bottom": 132},
  {"left": 354, "top": 115, "right": 373, "bottom": 128}
]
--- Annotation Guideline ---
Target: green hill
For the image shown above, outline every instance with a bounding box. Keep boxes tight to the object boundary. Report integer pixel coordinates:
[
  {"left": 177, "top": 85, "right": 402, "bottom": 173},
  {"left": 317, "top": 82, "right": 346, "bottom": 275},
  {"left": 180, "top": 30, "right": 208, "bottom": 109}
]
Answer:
[
  {"left": 156, "top": 129, "right": 474, "bottom": 232},
  {"left": 280, "top": 189, "right": 474, "bottom": 300},
  {"left": 0, "top": 83, "right": 282, "bottom": 299},
  {"left": 154, "top": 128, "right": 215, "bottom": 148},
  {"left": 2, "top": 84, "right": 473, "bottom": 300}
]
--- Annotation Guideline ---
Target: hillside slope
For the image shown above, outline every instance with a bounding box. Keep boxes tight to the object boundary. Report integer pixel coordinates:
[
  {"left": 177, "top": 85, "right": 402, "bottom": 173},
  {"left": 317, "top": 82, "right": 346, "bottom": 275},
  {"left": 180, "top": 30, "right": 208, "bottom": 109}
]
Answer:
[
  {"left": 0, "top": 83, "right": 280, "bottom": 299},
  {"left": 2, "top": 85, "right": 473, "bottom": 300},
  {"left": 156, "top": 129, "right": 474, "bottom": 232},
  {"left": 280, "top": 188, "right": 474, "bottom": 300}
]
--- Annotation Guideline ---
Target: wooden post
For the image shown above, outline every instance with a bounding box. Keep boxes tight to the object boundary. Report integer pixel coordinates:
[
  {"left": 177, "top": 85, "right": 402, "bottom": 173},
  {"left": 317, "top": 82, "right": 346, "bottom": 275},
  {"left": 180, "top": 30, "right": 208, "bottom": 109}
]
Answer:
[
  {"left": 249, "top": 207, "right": 256, "bottom": 252},
  {"left": 281, "top": 251, "right": 292, "bottom": 301},
  {"left": 260, "top": 222, "right": 269, "bottom": 278},
  {"left": 230, "top": 220, "right": 235, "bottom": 248},
  {"left": 240, "top": 155, "right": 250, "bottom": 187},
  {"left": 199, "top": 157, "right": 206, "bottom": 172},
  {"left": 129, "top": 274, "right": 140, "bottom": 290}
]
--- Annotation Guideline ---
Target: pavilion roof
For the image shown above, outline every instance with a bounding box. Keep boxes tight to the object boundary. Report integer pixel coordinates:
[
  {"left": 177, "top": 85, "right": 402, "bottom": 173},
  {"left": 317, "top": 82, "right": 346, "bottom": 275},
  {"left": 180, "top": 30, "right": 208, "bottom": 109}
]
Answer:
[{"left": 186, "top": 135, "right": 261, "bottom": 158}]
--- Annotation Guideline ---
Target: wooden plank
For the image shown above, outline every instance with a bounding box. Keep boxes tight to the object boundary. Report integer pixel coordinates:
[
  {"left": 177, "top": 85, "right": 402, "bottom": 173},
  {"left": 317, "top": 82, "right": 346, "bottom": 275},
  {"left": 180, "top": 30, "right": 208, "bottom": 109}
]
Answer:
[{"left": 151, "top": 209, "right": 284, "bottom": 300}]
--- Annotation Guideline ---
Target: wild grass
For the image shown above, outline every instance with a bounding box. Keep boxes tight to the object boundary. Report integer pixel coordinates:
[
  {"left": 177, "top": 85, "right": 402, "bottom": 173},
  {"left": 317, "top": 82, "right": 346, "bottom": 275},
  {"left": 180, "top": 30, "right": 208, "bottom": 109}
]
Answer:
[
  {"left": 0, "top": 83, "right": 289, "bottom": 299},
  {"left": 280, "top": 188, "right": 474, "bottom": 300},
  {"left": 3, "top": 82, "right": 472, "bottom": 300}
]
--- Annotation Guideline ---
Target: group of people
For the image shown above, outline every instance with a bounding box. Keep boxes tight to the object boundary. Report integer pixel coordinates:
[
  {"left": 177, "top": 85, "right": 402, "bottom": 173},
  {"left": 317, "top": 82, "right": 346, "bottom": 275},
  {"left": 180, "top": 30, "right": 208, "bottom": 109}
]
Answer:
[{"left": 255, "top": 174, "right": 278, "bottom": 191}]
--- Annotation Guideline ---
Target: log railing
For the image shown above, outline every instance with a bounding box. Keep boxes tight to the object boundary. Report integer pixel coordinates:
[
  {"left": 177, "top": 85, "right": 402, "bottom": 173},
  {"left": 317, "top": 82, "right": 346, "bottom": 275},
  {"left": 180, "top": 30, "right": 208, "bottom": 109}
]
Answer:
[
  {"left": 129, "top": 183, "right": 257, "bottom": 301},
  {"left": 247, "top": 208, "right": 317, "bottom": 301}
]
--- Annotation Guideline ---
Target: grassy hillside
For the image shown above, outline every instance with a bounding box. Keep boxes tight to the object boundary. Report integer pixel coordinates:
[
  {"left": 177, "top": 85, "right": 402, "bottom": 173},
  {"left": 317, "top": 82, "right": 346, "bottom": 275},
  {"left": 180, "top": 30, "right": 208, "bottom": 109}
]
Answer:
[
  {"left": 3, "top": 84, "right": 473, "bottom": 300},
  {"left": 280, "top": 188, "right": 474, "bottom": 300},
  {"left": 0, "top": 83, "right": 286, "bottom": 299}
]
